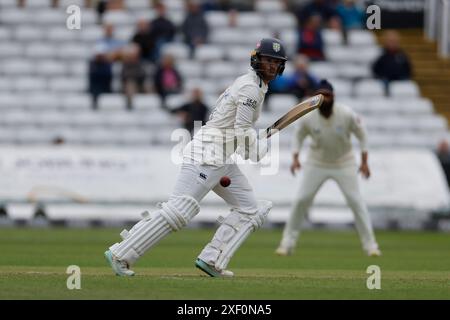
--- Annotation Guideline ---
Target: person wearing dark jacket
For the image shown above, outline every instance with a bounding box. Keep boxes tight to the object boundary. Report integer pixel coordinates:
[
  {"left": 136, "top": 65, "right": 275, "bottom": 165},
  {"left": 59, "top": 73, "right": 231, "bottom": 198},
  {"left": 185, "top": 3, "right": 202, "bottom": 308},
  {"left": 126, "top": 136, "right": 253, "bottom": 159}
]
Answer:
[
  {"left": 171, "top": 88, "right": 209, "bottom": 135},
  {"left": 88, "top": 44, "right": 113, "bottom": 110},
  {"left": 151, "top": 2, "right": 176, "bottom": 62},
  {"left": 182, "top": 0, "right": 209, "bottom": 58},
  {"left": 372, "top": 31, "right": 412, "bottom": 95}
]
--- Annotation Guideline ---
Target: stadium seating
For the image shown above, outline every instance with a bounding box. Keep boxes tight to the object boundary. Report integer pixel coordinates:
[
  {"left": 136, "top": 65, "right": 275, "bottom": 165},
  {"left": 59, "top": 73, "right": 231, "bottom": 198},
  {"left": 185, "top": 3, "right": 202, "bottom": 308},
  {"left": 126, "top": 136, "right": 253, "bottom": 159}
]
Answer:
[{"left": 0, "top": 0, "right": 448, "bottom": 228}]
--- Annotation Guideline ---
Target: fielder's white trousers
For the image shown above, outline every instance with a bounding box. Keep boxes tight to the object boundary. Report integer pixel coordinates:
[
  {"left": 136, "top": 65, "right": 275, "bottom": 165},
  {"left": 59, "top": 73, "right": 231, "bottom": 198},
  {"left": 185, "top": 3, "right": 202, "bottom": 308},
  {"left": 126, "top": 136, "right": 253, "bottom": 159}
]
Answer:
[{"left": 279, "top": 163, "right": 379, "bottom": 252}]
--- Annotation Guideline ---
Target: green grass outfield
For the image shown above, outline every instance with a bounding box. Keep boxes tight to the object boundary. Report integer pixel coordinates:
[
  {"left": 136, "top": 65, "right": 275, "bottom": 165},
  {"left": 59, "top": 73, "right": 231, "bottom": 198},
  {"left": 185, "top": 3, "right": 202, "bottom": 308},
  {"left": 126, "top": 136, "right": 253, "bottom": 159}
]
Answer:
[{"left": 0, "top": 227, "right": 448, "bottom": 300}]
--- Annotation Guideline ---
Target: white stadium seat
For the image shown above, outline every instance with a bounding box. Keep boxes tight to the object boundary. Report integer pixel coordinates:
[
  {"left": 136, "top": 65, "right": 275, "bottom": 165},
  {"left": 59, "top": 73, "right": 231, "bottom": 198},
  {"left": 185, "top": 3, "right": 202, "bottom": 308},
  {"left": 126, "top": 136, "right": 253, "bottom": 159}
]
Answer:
[
  {"left": 205, "top": 11, "right": 229, "bottom": 29},
  {"left": 237, "top": 13, "right": 265, "bottom": 28},
  {"left": 0, "top": 43, "right": 23, "bottom": 58},
  {"left": 178, "top": 60, "right": 203, "bottom": 78},
  {"left": 0, "top": 27, "right": 10, "bottom": 41},
  {"left": 161, "top": 42, "right": 190, "bottom": 60},
  {"left": 48, "top": 77, "right": 86, "bottom": 92},
  {"left": 264, "top": 13, "right": 297, "bottom": 29},
  {"left": 255, "top": 0, "right": 286, "bottom": 12},
  {"left": 25, "top": 43, "right": 57, "bottom": 59},
  {"left": 24, "top": 94, "right": 60, "bottom": 111},
  {"left": 57, "top": 44, "right": 91, "bottom": 60},
  {"left": 322, "top": 29, "right": 344, "bottom": 46},
  {"left": 1, "top": 59, "right": 35, "bottom": 75},
  {"left": 103, "top": 11, "right": 135, "bottom": 26},
  {"left": 47, "top": 27, "right": 79, "bottom": 42},
  {"left": 98, "top": 94, "right": 127, "bottom": 111},
  {"left": 0, "top": 93, "right": 23, "bottom": 108},
  {"left": 336, "top": 63, "right": 371, "bottom": 79},
  {"left": 79, "top": 26, "right": 103, "bottom": 43},
  {"left": 14, "top": 77, "right": 47, "bottom": 92},
  {"left": 125, "top": 0, "right": 151, "bottom": 10},
  {"left": 309, "top": 62, "right": 339, "bottom": 79},
  {"left": 35, "top": 61, "right": 68, "bottom": 76},
  {"left": 347, "top": 30, "right": 377, "bottom": 46},
  {"left": 195, "top": 45, "right": 224, "bottom": 61},
  {"left": 226, "top": 46, "right": 252, "bottom": 62},
  {"left": 32, "top": 8, "right": 66, "bottom": 25},
  {"left": 14, "top": 26, "right": 45, "bottom": 41},
  {"left": 205, "top": 62, "right": 239, "bottom": 79},
  {"left": 327, "top": 79, "right": 353, "bottom": 97},
  {"left": 354, "top": 79, "right": 385, "bottom": 96},
  {"left": 61, "top": 94, "right": 93, "bottom": 111},
  {"left": 390, "top": 80, "right": 420, "bottom": 97},
  {"left": 23, "top": 0, "right": 51, "bottom": 7},
  {"left": 0, "top": 9, "right": 31, "bottom": 24},
  {"left": 0, "top": 78, "right": 13, "bottom": 91},
  {"left": 133, "top": 94, "right": 161, "bottom": 111}
]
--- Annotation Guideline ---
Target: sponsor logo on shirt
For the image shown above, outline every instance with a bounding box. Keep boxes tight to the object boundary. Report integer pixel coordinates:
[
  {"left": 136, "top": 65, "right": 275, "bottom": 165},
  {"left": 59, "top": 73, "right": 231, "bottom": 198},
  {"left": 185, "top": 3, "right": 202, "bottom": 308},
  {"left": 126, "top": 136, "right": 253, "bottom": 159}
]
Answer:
[
  {"left": 243, "top": 98, "right": 257, "bottom": 109},
  {"left": 199, "top": 173, "right": 208, "bottom": 180}
]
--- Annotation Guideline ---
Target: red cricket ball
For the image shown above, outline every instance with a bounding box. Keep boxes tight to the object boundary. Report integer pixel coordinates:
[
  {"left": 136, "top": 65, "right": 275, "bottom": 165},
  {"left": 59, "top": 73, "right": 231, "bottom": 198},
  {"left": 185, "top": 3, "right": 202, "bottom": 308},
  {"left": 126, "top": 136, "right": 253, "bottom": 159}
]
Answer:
[{"left": 220, "top": 176, "right": 231, "bottom": 187}]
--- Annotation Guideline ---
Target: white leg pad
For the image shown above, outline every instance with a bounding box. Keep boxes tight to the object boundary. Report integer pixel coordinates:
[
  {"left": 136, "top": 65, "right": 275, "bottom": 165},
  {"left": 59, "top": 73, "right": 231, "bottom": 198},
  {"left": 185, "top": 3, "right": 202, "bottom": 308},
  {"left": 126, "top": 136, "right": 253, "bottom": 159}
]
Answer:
[
  {"left": 110, "top": 195, "right": 200, "bottom": 265},
  {"left": 199, "top": 200, "right": 272, "bottom": 271}
]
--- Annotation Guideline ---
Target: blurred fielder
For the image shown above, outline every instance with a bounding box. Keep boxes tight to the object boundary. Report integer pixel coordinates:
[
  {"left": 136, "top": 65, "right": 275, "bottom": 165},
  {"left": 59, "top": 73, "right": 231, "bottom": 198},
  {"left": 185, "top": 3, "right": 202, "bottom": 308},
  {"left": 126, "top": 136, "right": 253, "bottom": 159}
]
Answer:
[
  {"left": 105, "top": 38, "right": 288, "bottom": 277},
  {"left": 276, "top": 80, "right": 381, "bottom": 257}
]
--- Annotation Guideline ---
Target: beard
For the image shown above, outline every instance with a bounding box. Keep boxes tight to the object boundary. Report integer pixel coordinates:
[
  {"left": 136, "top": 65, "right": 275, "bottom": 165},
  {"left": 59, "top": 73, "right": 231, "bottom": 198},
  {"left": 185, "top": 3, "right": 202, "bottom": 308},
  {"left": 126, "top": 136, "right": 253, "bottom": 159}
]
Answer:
[{"left": 319, "top": 99, "right": 334, "bottom": 118}]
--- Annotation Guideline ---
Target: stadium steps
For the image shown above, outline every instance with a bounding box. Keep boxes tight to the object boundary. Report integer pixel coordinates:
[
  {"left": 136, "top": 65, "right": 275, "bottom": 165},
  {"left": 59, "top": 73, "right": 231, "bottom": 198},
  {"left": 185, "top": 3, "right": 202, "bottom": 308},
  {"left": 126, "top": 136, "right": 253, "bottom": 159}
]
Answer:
[{"left": 376, "top": 29, "right": 450, "bottom": 121}]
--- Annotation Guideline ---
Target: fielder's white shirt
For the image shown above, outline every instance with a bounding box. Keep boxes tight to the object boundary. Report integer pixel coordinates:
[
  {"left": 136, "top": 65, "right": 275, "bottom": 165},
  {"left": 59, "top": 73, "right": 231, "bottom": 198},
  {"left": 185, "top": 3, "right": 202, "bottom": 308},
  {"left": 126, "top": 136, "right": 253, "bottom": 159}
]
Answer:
[
  {"left": 183, "top": 69, "right": 268, "bottom": 165},
  {"left": 292, "top": 103, "right": 368, "bottom": 168}
]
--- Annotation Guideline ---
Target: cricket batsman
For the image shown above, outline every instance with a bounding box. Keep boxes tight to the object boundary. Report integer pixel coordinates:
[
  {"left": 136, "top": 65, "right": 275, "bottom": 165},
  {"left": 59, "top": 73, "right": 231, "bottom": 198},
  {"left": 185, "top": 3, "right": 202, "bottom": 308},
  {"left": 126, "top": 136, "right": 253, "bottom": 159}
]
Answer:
[
  {"left": 276, "top": 80, "right": 382, "bottom": 257},
  {"left": 105, "top": 38, "right": 288, "bottom": 277}
]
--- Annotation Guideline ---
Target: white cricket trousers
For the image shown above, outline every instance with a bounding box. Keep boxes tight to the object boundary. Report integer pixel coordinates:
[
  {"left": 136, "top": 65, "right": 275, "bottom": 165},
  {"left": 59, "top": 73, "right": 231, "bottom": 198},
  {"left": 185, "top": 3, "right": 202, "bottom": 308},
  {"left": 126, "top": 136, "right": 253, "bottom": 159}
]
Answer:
[
  {"left": 280, "top": 163, "right": 379, "bottom": 252},
  {"left": 170, "top": 162, "right": 258, "bottom": 213}
]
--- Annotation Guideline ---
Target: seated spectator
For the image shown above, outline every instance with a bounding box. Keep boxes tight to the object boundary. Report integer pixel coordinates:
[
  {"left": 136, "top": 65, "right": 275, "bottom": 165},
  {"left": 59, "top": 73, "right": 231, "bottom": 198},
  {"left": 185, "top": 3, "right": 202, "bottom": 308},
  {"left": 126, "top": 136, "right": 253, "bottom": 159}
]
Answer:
[
  {"left": 267, "top": 54, "right": 318, "bottom": 106},
  {"left": 296, "top": 0, "right": 340, "bottom": 29},
  {"left": 150, "top": 2, "right": 176, "bottom": 63},
  {"left": 182, "top": 0, "right": 209, "bottom": 58},
  {"left": 372, "top": 31, "right": 412, "bottom": 95},
  {"left": 121, "top": 44, "right": 148, "bottom": 110},
  {"left": 298, "top": 14, "right": 325, "bottom": 61},
  {"left": 287, "top": 54, "right": 319, "bottom": 99},
  {"left": 171, "top": 88, "right": 209, "bottom": 135},
  {"left": 88, "top": 43, "right": 113, "bottom": 110},
  {"left": 97, "top": 23, "right": 126, "bottom": 58},
  {"left": 436, "top": 139, "right": 450, "bottom": 187},
  {"left": 336, "top": 0, "right": 365, "bottom": 30},
  {"left": 131, "top": 18, "right": 157, "bottom": 63},
  {"left": 154, "top": 54, "right": 183, "bottom": 108}
]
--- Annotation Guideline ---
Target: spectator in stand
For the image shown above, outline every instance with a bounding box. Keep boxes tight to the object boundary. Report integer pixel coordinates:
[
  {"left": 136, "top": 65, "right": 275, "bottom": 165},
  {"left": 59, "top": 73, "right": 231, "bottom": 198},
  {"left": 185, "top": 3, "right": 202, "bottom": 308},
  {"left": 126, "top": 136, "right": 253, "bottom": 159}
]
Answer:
[
  {"left": 336, "top": 0, "right": 365, "bottom": 30},
  {"left": 296, "top": 0, "right": 340, "bottom": 29},
  {"left": 88, "top": 43, "right": 113, "bottom": 110},
  {"left": 298, "top": 14, "right": 325, "bottom": 61},
  {"left": 121, "top": 44, "right": 148, "bottom": 110},
  {"left": 436, "top": 139, "right": 450, "bottom": 187},
  {"left": 154, "top": 54, "right": 183, "bottom": 108},
  {"left": 287, "top": 54, "right": 319, "bottom": 99},
  {"left": 171, "top": 88, "right": 209, "bottom": 135},
  {"left": 131, "top": 18, "right": 157, "bottom": 63},
  {"left": 182, "top": 0, "right": 210, "bottom": 58},
  {"left": 97, "top": 23, "right": 126, "bottom": 59},
  {"left": 267, "top": 54, "right": 318, "bottom": 106},
  {"left": 372, "top": 30, "right": 412, "bottom": 95},
  {"left": 228, "top": 8, "right": 239, "bottom": 27},
  {"left": 151, "top": 2, "right": 176, "bottom": 63}
]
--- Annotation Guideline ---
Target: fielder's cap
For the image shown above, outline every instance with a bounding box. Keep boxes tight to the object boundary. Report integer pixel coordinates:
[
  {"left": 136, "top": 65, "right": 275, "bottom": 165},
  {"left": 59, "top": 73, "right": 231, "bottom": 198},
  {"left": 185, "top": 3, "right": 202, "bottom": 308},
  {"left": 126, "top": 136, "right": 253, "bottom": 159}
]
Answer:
[{"left": 317, "top": 79, "right": 334, "bottom": 93}]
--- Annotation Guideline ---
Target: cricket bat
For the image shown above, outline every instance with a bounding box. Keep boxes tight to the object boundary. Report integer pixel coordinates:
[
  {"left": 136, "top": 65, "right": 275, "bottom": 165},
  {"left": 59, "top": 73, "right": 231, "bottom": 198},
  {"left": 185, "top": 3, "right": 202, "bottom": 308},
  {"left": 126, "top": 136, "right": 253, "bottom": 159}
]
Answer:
[{"left": 261, "top": 94, "right": 324, "bottom": 139}]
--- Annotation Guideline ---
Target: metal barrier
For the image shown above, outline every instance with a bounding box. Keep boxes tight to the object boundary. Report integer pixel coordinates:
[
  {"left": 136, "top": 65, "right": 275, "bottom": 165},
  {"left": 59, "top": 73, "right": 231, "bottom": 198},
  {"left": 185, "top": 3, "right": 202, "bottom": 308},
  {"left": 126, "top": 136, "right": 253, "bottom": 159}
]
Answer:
[{"left": 425, "top": 0, "right": 450, "bottom": 58}]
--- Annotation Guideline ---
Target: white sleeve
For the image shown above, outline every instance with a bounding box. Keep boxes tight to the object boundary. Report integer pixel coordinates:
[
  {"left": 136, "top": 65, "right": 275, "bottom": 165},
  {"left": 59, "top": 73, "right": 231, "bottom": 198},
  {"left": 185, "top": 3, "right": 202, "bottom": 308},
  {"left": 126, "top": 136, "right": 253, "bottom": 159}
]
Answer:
[
  {"left": 350, "top": 111, "right": 368, "bottom": 152},
  {"left": 292, "top": 119, "right": 308, "bottom": 153},
  {"left": 234, "top": 84, "right": 260, "bottom": 130},
  {"left": 234, "top": 84, "right": 266, "bottom": 161}
]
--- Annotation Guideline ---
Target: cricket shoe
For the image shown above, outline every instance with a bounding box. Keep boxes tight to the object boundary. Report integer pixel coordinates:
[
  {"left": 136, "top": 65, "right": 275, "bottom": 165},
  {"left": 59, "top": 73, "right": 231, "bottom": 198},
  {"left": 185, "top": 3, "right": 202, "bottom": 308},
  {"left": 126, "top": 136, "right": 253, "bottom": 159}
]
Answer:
[
  {"left": 367, "top": 248, "right": 382, "bottom": 257},
  {"left": 104, "top": 250, "right": 135, "bottom": 276},
  {"left": 275, "top": 246, "right": 294, "bottom": 256},
  {"left": 195, "top": 259, "right": 234, "bottom": 278}
]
